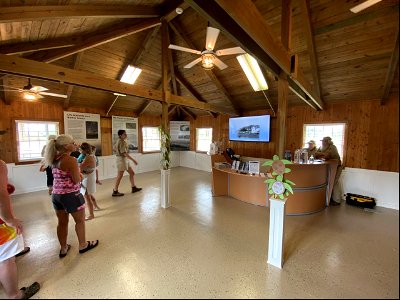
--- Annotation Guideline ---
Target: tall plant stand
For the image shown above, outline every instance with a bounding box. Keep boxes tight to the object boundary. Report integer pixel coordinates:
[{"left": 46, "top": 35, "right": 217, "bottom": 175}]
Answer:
[
  {"left": 267, "top": 198, "right": 287, "bottom": 268},
  {"left": 161, "top": 169, "right": 171, "bottom": 208}
]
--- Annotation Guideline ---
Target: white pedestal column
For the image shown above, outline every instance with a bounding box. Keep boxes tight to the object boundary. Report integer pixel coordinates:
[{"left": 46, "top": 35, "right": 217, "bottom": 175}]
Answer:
[
  {"left": 267, "top": 198, "right": 287, "bottom": 269},
  {"left": 161, "top": 169, "right": 171, "bottom": 208}
]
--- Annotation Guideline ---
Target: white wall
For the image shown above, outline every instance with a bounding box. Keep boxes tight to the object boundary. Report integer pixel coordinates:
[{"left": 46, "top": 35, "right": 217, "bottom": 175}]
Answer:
[{"left": 6, "top": 153, "right": 398, "bottom": 210}]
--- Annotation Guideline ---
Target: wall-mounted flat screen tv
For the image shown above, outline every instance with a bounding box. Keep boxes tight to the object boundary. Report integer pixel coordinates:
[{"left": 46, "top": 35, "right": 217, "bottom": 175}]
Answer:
[{"left": 229, "top": 115, "right": 271, "bottom": 142}]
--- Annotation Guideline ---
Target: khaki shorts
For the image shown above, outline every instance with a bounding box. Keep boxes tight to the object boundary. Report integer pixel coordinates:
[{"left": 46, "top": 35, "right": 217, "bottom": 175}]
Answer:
[{"left": 116, "top": 156, "right": 128, "bottom": 172}]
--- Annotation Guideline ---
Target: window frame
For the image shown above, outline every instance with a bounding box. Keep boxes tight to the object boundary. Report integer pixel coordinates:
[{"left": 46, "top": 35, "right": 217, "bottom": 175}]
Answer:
[
  {"left": 14, "top": 119, "right": 60, "bottom": 164},
  {"left": 303, "top": 122, "right": 347, "bottom": 165},
  {"left": 196, "top": 127, "right": 213, "bottom": 153},
  {"left": 141, "top": 126, "right": 161, "bottom": 153}
]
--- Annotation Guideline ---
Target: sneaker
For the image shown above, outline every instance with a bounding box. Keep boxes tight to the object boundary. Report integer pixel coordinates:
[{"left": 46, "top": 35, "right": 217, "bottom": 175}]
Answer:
[
  {"left": 112, "top": 190, "right": 124, "bottom": 197},
  {"left": 132, "top": 186, "right": 142, "bottom": 193}
]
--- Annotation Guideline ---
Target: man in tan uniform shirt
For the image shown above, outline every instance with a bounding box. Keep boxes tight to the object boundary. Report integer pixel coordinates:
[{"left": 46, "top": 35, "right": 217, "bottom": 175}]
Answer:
[{"left": 112, "top": 130, "right": 142, "bottom": 197}]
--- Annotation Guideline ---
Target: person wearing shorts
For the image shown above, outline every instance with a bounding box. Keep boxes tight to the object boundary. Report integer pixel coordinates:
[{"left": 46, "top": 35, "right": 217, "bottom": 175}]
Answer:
[
  {"left": 112, "top": 129, "right": 142, "bottom": 196},
  {"left": 0, "top": 159, "right": 40, "bottom": 299},
  {"left": 42, "top": 134, "right": 99, "bottom": 257}
]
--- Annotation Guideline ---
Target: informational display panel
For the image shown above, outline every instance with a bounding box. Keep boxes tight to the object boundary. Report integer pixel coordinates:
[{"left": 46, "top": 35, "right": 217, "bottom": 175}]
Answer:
[
  {"left": 170, "top": 121, "right": 190, "bottom": 151},
  {"left": 64, "top": 111, "right": 102, "bottom": 155},
  {"left": 112, "top": 116, "right": 138, "bottom": 153}
]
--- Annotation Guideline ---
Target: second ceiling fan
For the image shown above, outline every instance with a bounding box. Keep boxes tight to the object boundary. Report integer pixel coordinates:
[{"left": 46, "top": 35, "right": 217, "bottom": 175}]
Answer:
[{"left": 168, "top": 26, "right": 245, "bottom": 70}]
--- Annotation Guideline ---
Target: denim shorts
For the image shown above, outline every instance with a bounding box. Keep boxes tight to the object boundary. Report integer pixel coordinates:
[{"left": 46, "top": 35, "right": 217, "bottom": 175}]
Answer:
[{"left": 52, "top": 191, "right": 85, "bottom": 213}]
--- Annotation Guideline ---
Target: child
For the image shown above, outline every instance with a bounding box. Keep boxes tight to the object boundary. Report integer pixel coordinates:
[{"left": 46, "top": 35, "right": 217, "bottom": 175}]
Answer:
[{"left": 91, "top": 145, "right": 102, "bottom": 185}]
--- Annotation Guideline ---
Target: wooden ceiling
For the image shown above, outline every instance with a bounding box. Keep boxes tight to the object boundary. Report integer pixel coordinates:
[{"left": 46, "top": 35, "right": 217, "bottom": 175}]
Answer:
[{"left": 0, "top": 0, "right": 398, "bottom": 117}]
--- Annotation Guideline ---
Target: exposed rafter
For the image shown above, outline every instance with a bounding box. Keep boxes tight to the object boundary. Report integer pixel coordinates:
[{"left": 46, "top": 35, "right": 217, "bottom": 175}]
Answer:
[
  {"left": 180, "top": 106, "right": 197, "bottom": 120},
  {"left": 0, "top": 5, "right": 160, "bottom": 22},
  {"left": 64, "top": 52, "right": 83, "bottom": 109},
  {"left": 298, "top": 0, "right": 322, "bottom": 101},
  {"left": 26, "top": 18, "right": 161, "bottom": 63},
  {"left": 0, "top": 76, "right": 10, "bottom": 105},
  {"left": 0, "top": 54, "right": 236, "bottom": 115},
  {"left": 168, "top": 20, "right": 239, "bottom": 114},
  {"left": 186, "top": 0, "right": 324, "bottom": 110},
  {"left": 381, "top": 29, "right": 399, "bottom": 105},
  {"left": 137, "top": 101, "right": 153, "bottom": 116},
  {"left": 0, "top": 38, "right": 75, "bottom": 55},
  {"left": 168, "top": 105, "right": 178, "bottom": 115}
]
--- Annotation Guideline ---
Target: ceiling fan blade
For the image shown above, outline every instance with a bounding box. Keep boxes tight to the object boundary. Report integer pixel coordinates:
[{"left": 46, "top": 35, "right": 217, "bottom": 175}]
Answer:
[
  {"left": 205, "top": 27, "right": 220, "bottom": 50},
  {"left": 213, "top": 57, "right": 228, "bottom": 70},
  {"left": 168, "top": 44, "right": 201, "bottom": 55},
  {"left": 215, "top": 47, "right": 246, "bottom": 56},
  {"left": 38, "top": 92, "right": 68, "bottom": 98},
  {"left": 350, "top": 0, "right": 382, "bottom": 13},
  {"left": 31, "top": 86, "right": 48, "bottom": 92},
  {"left": 0, "top": 89, "right": 20, "bottom": 92},
  {"left": 183, "top": 57, "right": 202, "bottom": 69}
]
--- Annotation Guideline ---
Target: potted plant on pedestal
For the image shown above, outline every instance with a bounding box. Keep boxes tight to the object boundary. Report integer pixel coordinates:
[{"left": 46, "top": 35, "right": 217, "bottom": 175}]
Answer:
[
  {"left": 160, "top": 126, "right": 171, "bottom": 208},
  {"left": 262, "top": 155, "right": 295, "bottom": 268}
]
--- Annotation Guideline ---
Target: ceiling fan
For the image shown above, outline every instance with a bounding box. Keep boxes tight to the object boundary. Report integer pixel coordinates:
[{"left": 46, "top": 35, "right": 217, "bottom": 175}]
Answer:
[
  {"left": 350, "top": 0, "right": 382, "bottom": 13},
  {"left": 0, "top": 78, "right": 67, "bottom": 100},
  {"left": 168, "top": 26, "right": 246, "bottom": 70}
]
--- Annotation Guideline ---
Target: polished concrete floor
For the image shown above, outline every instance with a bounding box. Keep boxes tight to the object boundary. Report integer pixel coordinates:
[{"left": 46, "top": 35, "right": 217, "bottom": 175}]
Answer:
[{"left": 1, "top": 167, "right": 399, "bottom": 299}]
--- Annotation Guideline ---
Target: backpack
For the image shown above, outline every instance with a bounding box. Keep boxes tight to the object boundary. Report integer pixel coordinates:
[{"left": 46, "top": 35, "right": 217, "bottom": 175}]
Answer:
[{"left": 345, "top": 193, "right": 376, "bottom": 209}]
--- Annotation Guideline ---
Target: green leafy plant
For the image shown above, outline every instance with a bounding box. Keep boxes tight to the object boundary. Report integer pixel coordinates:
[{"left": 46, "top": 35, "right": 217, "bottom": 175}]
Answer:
[
  {"left": 262, "top": 155, "right": 295, "bottom": 200},
  {"left": 159, "top": 126, "right": 171, "bottom": 170}
]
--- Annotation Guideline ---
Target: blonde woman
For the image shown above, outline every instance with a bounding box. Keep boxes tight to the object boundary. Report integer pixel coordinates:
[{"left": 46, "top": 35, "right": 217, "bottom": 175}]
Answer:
[
  {"left": 43, "top": 134, "right": 99, "bottom": 256},
  {"left": 79, "top": 143, "right": 100, "bottom": 221}
]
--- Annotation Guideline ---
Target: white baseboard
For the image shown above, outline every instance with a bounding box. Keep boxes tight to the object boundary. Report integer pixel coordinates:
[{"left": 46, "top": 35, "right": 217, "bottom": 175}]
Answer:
[{"left": 6, "top": 154, "right": 398, "bottom": 210}]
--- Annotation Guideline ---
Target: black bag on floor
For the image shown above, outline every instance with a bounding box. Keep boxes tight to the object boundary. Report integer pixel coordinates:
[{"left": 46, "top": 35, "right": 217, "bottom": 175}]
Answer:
[{"left": 345, "top": 193, "right": 376, "bottom": 209}]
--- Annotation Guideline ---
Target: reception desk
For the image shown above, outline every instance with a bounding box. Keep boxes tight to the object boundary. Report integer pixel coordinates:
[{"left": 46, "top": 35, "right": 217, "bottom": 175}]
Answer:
[{"left": 211, "top": 155, "right": 339, "bottom": 215}]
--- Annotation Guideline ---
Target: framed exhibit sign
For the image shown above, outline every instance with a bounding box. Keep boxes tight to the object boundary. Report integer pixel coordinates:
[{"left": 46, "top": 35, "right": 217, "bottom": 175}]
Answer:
[
  {"left": 170, "top": 121, "right": 190, "bottom": 151},
  {"left": 112, "top": 116, "right": 138, "bottom": 153},
  {"left": 64, "top": 111, "right": 102, "bottom": 155}
]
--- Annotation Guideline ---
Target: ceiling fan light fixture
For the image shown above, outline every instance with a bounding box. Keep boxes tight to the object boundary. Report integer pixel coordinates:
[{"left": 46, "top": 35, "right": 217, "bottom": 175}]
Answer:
[
  {"left": 120, "top": 65, "right": 142, "bottom": 84},
  {"left": 201, "top": 53, "right": 215, "bottom": 70},
  {"left": 350, "top": 0, "right": 382, "bottom": 13},
  {"left": 23, "top": 92, "right": 37, "bottom": 101},
  {"left": 237, "top": 54, "right": 268, "bottom": 92}
]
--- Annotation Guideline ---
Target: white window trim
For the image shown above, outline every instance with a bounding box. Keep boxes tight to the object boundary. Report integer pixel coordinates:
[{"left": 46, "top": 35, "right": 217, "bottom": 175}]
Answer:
[
  {"left": 142, "top": 126, "right": 161, "bottom": 153},
  {"left": 15, "top": 120, "right": 59, "bottom": 162},
  {"left": 196, "top": 127, "right": 213, "bottom": 152}
]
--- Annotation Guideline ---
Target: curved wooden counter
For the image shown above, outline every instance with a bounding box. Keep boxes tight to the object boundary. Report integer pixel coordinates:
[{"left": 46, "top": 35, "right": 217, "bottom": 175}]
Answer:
[{"left": 211, "top": 155, "right": 339, "bottom": 216}]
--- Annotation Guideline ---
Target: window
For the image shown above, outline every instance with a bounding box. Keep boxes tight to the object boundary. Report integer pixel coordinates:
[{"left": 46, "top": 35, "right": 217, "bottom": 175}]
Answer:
[
  {"left": 15, "top": 120, "right": 59, "bottom": 161},
  {"left": 196, "top": 128, "right": 212, "bottom": 152},
  {"left": 142, "top": 127, "right": 160, "bottom": 152},
  {"left": 303, "top": 123, "right": 345, "bottom": 159}
]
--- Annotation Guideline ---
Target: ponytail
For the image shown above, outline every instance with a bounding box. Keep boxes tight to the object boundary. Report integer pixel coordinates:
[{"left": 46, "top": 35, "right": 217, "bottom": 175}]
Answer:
[{"left": 42, "top": 139, "right": 57, "bottom": 167}]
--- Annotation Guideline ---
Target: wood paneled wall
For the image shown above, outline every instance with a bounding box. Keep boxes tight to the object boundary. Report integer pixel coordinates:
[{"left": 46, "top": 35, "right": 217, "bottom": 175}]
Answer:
[
  {"left": 0, "top": 100, "right": 163, "bottom": 162},
  {"left": 1, "top": 93, "right": 398, "bottom": 172}
]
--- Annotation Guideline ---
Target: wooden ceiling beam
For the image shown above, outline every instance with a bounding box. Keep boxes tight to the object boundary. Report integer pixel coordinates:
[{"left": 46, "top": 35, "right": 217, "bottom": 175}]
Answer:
[
  {"left": 0, "top": 38, "right": 75, "bottom": 55},
  {"left": 179, "top": 106, "right": 196, "bottom": 120},
  {"left": 186, "top": 0, "right": 323, "bottom": 110},
  {"left": 130, "top": 26, "right": 160, "bottom": 67},
  {"left": 168, "top": 105, "right": 178, "bottom": 115},
  {"left": 137, "top": 101, "right": 153, "bottom": 116},
  {"left": 298, "top": 0, "right": 322, "bottom": 102},
  {"left": 0, "top": 76, "right": 11, "bottom": 105},
  {"left": 381, "top": 29, "right": 399, "bottom": 105},
  {"left": 162, "top": 1, "right": 190, "bottom": 23},
  {"left": 174, "top": 69, "right": 216, "bottom": 117},
  {"left": 0, "top": 5, "right": 160, "bottom": 22},
  {"left": 0, "top": 54, "right": 236, "bottom": 115},
  {"left": 169, "top": 20, "right": 239, "bottom": 114},
  {"left": 26, "top": 18, "right": 161, "bottom": 63},
  {"left": 63, "top": 52, "right": 83, "bottom": 109}
]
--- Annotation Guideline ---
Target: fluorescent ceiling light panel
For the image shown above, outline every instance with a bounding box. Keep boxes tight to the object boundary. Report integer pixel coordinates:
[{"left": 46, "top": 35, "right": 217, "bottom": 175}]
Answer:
[
  {"left": 236, "top": 54, "right": 268, "bottom": 91},
  {"left": 350, "top": 0, "right": 382, "bottom": 13},
  {"left": 120, "top": 65, "right": 142, "bottom": 84}
]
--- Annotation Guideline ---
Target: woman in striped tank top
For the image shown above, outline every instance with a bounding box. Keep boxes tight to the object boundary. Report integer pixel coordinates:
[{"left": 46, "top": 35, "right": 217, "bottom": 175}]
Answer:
[{"left": 43, "top": 134, "right": 99, "bottom": 257}]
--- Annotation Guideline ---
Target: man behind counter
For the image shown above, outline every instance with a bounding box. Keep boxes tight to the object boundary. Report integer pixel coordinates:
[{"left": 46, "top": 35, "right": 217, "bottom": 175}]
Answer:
[{"left": 315, "top": 136, "right": 342, "bottom": 206}]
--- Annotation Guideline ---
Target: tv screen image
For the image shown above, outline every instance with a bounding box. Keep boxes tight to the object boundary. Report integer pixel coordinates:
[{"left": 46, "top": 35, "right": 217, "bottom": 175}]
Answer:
[{"left": 229, "top": 115, "right": 271, "bottom": 142}]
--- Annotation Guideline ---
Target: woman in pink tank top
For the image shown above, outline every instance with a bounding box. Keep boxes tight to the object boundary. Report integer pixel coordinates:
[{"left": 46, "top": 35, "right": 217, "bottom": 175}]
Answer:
[{"left": 42, "top": 134, "right": 99, "bottom": 257}]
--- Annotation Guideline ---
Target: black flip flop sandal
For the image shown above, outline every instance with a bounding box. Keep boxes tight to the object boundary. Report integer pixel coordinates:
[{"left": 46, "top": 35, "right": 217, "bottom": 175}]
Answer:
[
  {"left": 79, "top": 240, "right": 99, "bottom": 254},
  {"left": 20, "top": 282, "right": 40, "bottom": 299}
]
